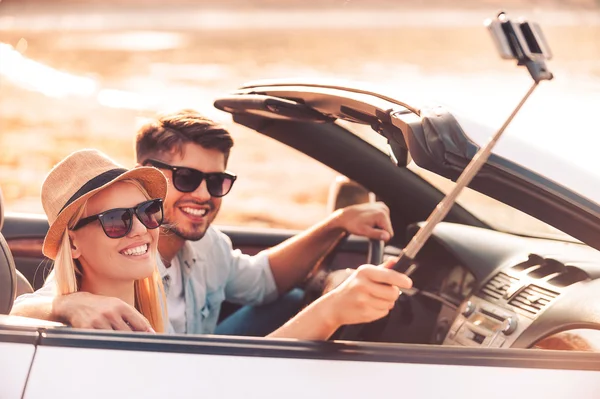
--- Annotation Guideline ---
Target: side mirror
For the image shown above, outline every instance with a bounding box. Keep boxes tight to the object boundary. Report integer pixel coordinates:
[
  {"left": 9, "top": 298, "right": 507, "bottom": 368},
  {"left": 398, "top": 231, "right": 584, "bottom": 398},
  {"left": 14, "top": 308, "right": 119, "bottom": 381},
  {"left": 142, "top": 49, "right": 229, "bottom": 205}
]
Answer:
[{"left": 326, "top": 176, "right": 374, "bottom": 213}]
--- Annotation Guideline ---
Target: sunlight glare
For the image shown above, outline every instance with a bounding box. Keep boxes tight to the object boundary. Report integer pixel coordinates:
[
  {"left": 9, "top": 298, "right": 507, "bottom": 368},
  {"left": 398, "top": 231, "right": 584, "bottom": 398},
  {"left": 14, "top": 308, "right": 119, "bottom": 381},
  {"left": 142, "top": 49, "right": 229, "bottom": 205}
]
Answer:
[{"left": 0, "top": 43, "right": 97, "bottom": 99}]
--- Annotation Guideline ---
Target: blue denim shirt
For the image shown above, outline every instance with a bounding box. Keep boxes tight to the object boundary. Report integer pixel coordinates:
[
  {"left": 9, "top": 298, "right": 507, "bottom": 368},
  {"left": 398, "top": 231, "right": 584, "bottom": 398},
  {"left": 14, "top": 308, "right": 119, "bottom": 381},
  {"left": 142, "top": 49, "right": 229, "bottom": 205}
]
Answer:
[
  {"left": 15, "top": 226, "right": 278, "bottom": 335},
  {"left": 158, "top": 226, "right": 278, "bottom": 335}
]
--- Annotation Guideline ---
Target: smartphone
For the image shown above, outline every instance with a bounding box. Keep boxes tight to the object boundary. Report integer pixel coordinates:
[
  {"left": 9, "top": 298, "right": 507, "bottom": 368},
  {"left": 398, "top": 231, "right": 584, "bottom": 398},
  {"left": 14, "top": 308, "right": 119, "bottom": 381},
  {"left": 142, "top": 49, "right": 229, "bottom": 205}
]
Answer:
[{"left": 485, "top": 12, "right": 552, "bottom": 62}]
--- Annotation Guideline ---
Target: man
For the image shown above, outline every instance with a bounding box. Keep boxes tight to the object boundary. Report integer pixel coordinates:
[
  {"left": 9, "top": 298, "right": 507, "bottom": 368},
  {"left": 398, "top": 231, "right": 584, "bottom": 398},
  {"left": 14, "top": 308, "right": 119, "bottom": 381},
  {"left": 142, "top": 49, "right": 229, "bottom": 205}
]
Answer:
[{"left": 12, "top": 110, "right": 411, "bottom": 339}]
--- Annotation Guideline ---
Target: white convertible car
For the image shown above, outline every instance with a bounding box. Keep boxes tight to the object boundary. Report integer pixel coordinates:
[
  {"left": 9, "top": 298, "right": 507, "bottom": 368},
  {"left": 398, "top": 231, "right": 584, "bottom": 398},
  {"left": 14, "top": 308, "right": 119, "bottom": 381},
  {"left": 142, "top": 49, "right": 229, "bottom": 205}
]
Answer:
[{"left": 2, "top": 74, "right": 600, "bottom": 397}]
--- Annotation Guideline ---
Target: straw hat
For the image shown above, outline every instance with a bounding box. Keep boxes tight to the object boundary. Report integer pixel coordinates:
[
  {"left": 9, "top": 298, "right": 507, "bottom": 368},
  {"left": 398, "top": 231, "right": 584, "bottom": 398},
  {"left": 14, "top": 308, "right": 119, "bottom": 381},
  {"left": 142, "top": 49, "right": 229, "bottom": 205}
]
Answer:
[{"left": 41, "top": 149, "right": 167, "bottom": 260}]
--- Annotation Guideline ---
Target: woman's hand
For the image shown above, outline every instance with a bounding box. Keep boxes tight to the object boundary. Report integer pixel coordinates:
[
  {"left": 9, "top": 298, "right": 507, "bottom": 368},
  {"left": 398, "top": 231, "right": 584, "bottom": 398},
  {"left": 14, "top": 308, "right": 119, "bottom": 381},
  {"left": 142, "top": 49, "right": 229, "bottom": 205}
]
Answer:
[
  {"left": 267, "top": 259, "right": 412, "bottom": 340},
  {"left": 320, "top": 259, "right": 413, "bottom": 328}
]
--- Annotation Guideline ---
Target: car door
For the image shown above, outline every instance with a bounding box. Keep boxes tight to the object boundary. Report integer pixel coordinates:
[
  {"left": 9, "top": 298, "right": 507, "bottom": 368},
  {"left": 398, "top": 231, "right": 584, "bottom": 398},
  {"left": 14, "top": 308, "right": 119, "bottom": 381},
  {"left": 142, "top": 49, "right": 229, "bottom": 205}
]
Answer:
[
  {"left": 0, "top": 323, "right": 36, "bottom": 399},
  {"left": 1, "top": 324, "right": 598, "bottom": 399}
]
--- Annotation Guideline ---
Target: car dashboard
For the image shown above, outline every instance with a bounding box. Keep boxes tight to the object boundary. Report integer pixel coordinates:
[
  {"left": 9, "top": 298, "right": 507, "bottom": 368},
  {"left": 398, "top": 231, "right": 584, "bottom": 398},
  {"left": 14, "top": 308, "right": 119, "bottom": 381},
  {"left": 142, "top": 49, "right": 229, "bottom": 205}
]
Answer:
[{"left": 397, "top": 222, "right": 600, "bottom": 350}]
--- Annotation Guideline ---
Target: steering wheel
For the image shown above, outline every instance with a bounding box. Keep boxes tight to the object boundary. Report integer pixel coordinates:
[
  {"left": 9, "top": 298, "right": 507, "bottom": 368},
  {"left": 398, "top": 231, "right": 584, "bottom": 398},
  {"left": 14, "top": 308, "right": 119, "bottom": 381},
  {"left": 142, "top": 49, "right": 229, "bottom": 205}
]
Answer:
[
  {"left": 334, "top": 238, "right": 413, "bottom": 342},
  {"left": 366, "top": 238, "right": 384, "bottom": 266},
  {"left": 302, "top": 237, "right": 385, "bottom": 306}
]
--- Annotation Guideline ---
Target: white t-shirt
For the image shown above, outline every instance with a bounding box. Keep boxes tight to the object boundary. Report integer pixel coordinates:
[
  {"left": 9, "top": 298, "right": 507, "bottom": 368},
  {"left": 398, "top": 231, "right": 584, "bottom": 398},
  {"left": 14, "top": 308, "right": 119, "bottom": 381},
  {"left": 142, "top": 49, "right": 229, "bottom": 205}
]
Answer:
[{"left": 163, "top": 257, "right": 186, "bottom": 334}]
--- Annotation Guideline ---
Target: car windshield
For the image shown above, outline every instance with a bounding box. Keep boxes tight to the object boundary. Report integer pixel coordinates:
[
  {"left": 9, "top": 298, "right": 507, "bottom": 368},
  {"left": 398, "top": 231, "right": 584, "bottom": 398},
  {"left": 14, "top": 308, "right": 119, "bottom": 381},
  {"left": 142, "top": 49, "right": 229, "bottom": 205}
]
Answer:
[
  {"left": 341, "top": 120, "right": 579, "bottom": 242},
  {"left": 407, "top": 162, "right": 578, "bottom": 242}
]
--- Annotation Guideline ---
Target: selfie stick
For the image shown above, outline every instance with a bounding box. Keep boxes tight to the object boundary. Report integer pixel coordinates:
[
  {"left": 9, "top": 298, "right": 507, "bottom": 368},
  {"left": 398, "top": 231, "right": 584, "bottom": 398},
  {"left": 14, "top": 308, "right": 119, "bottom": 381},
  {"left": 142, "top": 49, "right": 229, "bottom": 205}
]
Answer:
[{"left": 390, "top": 12, "right": 554, "bottom": 275}]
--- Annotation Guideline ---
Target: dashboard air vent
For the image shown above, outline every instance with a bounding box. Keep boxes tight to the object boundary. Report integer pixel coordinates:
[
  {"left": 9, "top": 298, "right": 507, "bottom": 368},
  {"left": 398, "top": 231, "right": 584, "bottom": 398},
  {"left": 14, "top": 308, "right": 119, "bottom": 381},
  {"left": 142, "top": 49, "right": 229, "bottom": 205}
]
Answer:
[
  {"left": 509, "top": 284, "right": 559, "bottom": 315},
  {"left": 480, "top": 272, "right": 519, "bottom": 301},
  {"left": 547, "top": 265, "right": 590, "bottom": 287}
]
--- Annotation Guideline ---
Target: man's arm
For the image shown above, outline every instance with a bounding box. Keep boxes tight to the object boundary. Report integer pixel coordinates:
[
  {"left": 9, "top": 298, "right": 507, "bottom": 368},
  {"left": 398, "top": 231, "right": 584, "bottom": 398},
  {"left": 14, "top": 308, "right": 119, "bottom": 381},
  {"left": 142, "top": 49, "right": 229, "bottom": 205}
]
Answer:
[
  {"left": 11, "top": 296, "right": 56, "bottom": 322},
  {"left": 268, "top": 259, "right": 412, "bottom": 340},
  {"left": 10, "top": 282, "right": 57, "bottom": 321},
  {"left": 11, "top": 291, "right": 154, "bottom": 332},
  {"left": 267, "top": 202, "right": 393, "bottom": 294}
]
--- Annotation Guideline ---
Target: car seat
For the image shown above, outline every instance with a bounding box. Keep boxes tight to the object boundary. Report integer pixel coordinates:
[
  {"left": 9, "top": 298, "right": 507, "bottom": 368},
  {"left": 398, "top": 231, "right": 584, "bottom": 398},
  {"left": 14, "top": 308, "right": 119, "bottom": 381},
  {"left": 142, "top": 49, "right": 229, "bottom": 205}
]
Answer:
[{"left": 0, "top": 187, "right": 17, "bottom": 314}]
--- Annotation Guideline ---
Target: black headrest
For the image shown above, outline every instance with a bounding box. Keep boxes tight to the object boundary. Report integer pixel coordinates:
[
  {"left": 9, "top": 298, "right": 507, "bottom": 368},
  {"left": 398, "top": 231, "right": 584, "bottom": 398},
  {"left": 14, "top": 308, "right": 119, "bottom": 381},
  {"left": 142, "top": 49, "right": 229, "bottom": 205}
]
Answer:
[{"left": 0, "top": 233, "right": 16, "bottom": 314}]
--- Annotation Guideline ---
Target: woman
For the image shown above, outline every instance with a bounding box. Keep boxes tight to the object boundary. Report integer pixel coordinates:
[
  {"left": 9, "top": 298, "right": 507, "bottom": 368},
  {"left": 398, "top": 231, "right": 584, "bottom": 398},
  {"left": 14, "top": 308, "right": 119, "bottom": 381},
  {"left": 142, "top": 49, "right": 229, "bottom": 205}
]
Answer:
[{"left": 41, "top": 149, "right": 168, "bottom": 332}]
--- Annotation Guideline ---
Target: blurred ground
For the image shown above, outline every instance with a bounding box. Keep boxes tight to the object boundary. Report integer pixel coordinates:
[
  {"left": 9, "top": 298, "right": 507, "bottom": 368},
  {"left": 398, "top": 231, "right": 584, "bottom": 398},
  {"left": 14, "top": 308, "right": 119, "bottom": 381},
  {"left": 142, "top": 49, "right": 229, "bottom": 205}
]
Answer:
[
  {"left": 2, "top": 0, "right": 598, "bottom": 8},
  {"left": 0, "top": 3, "right": 599, "bottom": 229}
]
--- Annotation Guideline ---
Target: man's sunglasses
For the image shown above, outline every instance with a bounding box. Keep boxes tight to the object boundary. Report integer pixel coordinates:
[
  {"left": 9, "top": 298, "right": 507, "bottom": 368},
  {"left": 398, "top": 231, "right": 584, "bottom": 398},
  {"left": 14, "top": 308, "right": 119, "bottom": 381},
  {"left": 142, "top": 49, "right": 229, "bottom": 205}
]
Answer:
[
  {"left": 72, "top": 198, "right": 164, "bottom": 239},
  {"left": 143, "top": 159, "right": 236, "bottom": 197}
]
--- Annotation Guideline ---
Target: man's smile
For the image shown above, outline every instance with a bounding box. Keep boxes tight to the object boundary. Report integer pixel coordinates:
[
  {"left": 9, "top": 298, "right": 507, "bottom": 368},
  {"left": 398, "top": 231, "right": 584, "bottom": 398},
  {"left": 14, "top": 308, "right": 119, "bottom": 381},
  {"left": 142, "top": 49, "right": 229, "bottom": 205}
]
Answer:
[
  {"left": 181, "top": 207, "right": 208, "bottom": 217},
  {"left": 175, "top": 202, "right": 214, "bottom": 224}
]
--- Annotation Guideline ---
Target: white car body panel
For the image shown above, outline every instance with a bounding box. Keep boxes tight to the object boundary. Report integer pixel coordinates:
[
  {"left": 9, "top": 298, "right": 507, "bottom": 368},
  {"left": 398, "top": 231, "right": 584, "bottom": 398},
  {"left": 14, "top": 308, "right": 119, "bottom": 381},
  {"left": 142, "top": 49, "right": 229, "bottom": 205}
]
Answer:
[
  {"left": 0, "top": 342, "right": 36, "bottom": 399},
  {"left": 20, "top": 345, "right": 600, "bottom": 399}
]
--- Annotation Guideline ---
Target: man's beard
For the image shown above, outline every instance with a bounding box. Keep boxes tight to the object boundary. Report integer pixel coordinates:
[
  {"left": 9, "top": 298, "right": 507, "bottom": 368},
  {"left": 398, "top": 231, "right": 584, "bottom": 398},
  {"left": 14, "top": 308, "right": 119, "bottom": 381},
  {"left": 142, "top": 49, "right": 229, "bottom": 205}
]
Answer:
[
  {"left": 162, "top": 200, "right": 218, "bottom": 242},
  {"left": 166, "top": 222, "right": 208, "bottom": 242}
]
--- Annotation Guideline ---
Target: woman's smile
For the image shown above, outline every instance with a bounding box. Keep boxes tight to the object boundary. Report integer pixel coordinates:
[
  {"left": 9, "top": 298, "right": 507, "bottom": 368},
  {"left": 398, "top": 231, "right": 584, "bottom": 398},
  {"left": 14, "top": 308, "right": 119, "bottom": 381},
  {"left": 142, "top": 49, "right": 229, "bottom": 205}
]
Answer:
[{"left": 119, "top": 242, "right": 150, "bottom": 257}]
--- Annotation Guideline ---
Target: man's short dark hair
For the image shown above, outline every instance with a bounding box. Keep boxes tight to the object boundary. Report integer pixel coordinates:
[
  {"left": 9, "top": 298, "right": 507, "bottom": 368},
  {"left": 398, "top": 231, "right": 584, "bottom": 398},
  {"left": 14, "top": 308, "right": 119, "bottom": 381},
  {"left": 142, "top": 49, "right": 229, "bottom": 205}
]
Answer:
[{"left": 135, "top": 109, "right": 234, "bottom": 164}]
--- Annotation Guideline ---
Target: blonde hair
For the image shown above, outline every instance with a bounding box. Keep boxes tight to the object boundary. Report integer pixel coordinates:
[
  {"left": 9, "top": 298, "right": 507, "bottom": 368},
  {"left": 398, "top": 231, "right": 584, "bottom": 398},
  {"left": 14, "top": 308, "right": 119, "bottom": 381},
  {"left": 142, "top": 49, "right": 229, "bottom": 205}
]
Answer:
[{"left": 53, "top": 179, "right": 167, "bottom": 333}]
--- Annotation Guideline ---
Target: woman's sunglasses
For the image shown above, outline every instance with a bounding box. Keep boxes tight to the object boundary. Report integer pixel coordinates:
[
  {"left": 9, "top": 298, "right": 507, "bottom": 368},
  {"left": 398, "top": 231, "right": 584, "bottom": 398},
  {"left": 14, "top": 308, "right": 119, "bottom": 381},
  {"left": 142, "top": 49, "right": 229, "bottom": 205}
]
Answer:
[
  {"left": 72, "top": 198, "right": 164, "bottom": 239},
  {"left": 143, "top": 159, "right": 236, "bottom": 197}
]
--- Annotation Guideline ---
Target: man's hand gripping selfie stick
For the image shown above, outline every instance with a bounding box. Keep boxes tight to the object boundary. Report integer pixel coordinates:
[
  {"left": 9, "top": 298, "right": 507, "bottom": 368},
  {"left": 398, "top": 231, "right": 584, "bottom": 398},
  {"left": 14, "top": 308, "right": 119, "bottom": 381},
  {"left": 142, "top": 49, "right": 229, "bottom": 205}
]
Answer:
[{"left": 389, "top": 12, "right": 554, "bottom": 277}]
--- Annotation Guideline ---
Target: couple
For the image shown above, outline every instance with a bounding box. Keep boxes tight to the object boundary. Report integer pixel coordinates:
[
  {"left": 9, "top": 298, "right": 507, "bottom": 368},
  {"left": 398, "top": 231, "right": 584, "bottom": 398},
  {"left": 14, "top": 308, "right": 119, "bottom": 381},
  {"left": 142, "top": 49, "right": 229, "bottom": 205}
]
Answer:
[{"left": 12, "top": 109, "right": 412, "bottom": 339}]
